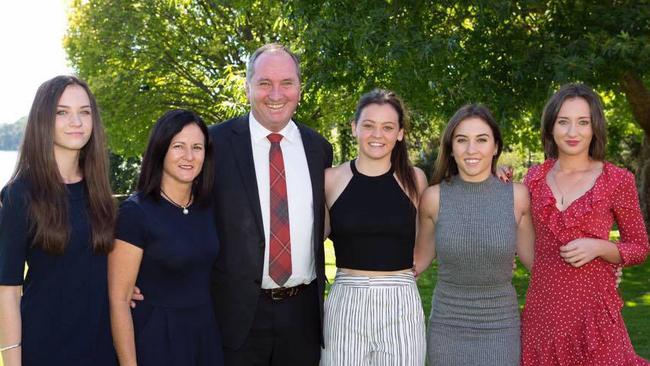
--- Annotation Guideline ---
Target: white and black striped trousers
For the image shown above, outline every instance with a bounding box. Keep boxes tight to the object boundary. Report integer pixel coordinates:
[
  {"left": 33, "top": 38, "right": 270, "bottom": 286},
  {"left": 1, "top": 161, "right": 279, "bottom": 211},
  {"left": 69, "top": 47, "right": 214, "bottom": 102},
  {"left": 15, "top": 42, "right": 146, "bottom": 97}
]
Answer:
[{"left": 321, "top": 271, "right": 426, "bottom": 366}]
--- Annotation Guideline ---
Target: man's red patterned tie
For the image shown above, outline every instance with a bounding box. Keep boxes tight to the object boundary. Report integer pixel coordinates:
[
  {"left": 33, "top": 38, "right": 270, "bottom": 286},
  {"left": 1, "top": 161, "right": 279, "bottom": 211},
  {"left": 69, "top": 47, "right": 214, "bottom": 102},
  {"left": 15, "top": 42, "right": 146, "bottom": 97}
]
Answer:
[{"left": 267, "top": 133, "right": 291, "bottom": 286}]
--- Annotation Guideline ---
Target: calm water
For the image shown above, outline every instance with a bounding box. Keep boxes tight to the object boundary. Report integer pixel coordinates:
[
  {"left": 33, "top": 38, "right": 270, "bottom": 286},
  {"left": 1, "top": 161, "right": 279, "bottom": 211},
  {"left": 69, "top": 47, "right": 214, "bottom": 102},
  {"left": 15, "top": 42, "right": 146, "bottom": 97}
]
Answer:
[{"left": 0, "top": 150, "right": 18, "bottom": 188}]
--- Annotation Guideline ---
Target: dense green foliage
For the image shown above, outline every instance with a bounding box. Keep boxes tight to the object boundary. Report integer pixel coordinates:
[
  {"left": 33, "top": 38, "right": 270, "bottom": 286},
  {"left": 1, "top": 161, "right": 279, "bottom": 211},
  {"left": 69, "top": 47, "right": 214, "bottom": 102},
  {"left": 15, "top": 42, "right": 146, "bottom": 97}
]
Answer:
[
  {"left": 0, "top": 117, "right": 26, "bottom": 151},
  {"left": 109, "top": 152, "right": 140, "bottom": 196},
  {"left": 293, "top": 0, "right": 650, "bottom": 168},
  {"left": 66, "top": 1, "right": 649, "bottom": 200},
  {"left": 66, "top": 0, "right": 299, "bottom": 156}
]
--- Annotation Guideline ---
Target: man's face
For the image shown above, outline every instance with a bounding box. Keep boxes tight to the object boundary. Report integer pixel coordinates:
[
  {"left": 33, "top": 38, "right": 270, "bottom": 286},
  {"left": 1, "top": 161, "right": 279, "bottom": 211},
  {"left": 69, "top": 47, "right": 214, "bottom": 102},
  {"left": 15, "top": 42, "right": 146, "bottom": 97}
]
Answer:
[{"left": 246, "top": 51, "right": 301, "bottom": 132}]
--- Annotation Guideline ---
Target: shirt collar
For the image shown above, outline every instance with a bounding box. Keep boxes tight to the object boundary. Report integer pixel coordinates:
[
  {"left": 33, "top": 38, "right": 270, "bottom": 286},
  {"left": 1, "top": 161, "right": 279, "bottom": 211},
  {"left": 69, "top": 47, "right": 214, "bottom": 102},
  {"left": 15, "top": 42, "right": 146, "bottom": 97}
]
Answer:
[{"left": 249, "top": 112, "right": 298, "bottom": 144}]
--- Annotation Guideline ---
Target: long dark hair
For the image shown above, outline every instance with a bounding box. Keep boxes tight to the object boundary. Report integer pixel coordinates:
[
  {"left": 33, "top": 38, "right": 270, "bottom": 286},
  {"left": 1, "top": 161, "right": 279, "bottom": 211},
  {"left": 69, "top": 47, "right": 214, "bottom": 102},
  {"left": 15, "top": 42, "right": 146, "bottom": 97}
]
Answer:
[
  {"left": 431, "top": 104, "right": 503, "bottom": 185},
  {"left": 137, "top": 109, "right": 214, "bottom": 205},
  {"left": 353, "top": 89, "right": 419, "bottom": 201},
  {"left": 10, "top": 75, "right": 115, "bottom": 254},
  {"left": 541, "top": 83, "right": 607, "bottom": 160}
]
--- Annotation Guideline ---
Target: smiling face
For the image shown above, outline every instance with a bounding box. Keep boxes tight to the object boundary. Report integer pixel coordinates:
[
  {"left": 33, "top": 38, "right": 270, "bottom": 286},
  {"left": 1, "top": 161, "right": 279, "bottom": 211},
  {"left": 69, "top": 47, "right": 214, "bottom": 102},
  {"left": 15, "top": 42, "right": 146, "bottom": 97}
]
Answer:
[
  {"left": 162, "top": 123, "right": 206, "bottom": 186},
  {"left": 246, "top": 50, "right": 301, "bottom": 132},
  {"left": 451, "top": 117, "right": 498, "bottom": 182},
  {"left": 53, "top": 84, "right": 93, "bottom": 156},
  {"left": 552, "top": 97, "right": 593, "bottom": 159},
  {"left": 352, "top": 103, "right": 404, "bottom": 161}
]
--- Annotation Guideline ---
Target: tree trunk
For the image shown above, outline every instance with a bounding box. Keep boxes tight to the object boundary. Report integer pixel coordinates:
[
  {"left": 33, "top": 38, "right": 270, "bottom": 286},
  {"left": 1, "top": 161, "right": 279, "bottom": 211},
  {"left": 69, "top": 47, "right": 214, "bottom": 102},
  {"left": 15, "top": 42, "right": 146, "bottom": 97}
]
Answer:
[
  {"left": 619, "top": 71, "right": 650, "bottom": 236},
  {"left": 637, "top": 136, "right": 650, "bottom": 234}
]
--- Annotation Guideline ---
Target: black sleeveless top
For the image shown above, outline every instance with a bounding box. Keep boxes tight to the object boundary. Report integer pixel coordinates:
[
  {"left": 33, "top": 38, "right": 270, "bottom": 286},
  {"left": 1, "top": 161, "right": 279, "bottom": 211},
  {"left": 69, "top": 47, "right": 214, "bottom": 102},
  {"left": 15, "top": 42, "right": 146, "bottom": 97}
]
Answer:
[{"left": 329, "top": 160, "right": 416, "bottom": 271}]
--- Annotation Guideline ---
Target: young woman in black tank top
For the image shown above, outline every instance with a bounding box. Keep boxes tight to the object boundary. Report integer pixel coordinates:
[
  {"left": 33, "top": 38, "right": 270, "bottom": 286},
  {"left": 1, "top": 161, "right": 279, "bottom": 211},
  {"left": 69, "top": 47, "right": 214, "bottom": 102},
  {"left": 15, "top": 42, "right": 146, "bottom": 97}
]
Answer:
[{"left": 321, "top": 89, "right": 428, "bottom": 365}]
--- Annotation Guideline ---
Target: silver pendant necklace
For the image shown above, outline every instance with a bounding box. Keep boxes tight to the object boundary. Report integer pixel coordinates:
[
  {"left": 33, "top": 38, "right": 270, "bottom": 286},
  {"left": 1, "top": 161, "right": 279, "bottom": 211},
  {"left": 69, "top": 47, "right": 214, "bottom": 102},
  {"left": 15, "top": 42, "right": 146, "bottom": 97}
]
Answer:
[
  {"left": 550, "top": 161, "right": 591, "bottom": 208},
  {"left": 160, "top": 189, "right": 192, "bottom": 215}
]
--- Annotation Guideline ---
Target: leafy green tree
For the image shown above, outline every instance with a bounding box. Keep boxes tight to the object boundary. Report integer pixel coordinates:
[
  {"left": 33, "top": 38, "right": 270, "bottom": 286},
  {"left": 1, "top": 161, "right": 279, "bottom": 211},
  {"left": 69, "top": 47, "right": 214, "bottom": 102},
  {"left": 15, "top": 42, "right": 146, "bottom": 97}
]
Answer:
[
  {"left": 292, "top": 0, "right": 650, "bottom": 224},
  {"left": 66, "top": 0, "right": 300, "bottom": 156},
  {"left": 66, "top": 0, "right": 650, "bottom": 222}
]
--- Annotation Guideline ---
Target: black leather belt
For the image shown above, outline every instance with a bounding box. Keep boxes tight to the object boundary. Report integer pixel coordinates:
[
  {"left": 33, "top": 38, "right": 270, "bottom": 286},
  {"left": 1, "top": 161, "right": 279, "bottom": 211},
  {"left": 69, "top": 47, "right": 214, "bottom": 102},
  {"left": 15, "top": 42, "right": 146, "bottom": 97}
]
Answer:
[{"left": 262, "top": 282, "right": 310, "bottom": 300}]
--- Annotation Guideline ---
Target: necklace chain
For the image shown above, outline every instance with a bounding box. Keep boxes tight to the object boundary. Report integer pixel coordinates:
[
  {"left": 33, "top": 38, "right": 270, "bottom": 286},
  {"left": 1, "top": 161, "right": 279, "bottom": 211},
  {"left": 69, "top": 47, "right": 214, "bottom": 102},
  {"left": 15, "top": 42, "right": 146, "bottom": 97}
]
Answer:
[
  {"left": 160, "top": 189, "right": 192, "bottom": 215},
  {"left": 550, "top": 162, "right": 592, "bottom": 207}
]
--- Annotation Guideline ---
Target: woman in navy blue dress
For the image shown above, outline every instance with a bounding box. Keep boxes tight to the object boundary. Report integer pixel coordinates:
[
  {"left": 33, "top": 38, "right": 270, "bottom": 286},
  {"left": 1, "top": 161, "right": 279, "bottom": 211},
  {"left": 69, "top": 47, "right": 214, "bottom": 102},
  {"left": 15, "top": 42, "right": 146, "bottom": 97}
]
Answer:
[
  {"left": 0, "top": 75, "right": 117, "bottom": 366},
  {"left": 109, "top": 110, "right": 223, "bottom": 366}
]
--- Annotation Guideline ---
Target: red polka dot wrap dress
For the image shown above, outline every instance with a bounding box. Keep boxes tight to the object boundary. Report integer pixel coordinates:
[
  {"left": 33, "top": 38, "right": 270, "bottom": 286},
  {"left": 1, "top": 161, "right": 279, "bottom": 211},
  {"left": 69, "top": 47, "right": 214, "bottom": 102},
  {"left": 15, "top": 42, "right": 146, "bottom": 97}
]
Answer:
[{"left": 521, "top": 159, "right": 649, "bottom": 366}]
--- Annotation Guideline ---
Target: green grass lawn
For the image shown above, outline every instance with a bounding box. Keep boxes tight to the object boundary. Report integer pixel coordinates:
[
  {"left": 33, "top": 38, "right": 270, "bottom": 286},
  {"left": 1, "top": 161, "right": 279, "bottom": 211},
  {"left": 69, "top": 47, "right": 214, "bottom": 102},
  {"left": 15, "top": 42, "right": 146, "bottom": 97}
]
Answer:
[
  {"left": 324, "top": 239, "right": 650, "bottom": 359},
  {"left": 2, "top": 239, "right": 645, "bottom": 366}
]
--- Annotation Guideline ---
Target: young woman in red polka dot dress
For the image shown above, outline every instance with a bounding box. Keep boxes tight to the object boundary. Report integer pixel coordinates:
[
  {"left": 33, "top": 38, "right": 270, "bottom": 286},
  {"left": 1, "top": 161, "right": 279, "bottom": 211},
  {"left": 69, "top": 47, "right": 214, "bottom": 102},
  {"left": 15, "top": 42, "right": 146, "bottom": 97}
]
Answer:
[{"left": 520, "top": 84, "right": 649, "bottom": 365}]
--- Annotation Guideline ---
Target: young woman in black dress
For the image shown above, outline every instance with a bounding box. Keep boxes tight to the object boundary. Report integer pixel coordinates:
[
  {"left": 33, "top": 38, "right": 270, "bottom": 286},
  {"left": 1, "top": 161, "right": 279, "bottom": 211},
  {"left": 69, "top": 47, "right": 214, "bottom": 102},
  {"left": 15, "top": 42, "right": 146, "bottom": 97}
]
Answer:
[
  {"left": 0, "top": 75, "right": 117, "bottom": 366},
  {"left": 109, "top": 110, "right": 223, "bottom": 366}
]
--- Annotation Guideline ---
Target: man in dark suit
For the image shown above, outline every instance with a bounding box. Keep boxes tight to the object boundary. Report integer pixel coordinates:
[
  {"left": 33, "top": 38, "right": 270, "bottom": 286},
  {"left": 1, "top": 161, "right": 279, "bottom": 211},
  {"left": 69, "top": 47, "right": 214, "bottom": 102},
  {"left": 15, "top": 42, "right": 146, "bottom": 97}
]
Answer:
[{"left": 209, "top": 43, "right": 333, "bottom": 365}]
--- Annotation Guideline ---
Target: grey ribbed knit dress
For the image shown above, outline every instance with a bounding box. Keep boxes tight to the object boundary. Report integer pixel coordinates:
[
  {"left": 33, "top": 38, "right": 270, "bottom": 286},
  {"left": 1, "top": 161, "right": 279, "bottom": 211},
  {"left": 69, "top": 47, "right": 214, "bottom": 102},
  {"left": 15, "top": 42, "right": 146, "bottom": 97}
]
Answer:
[{"left": 427, "top": 175, "right": 520, "bottom": 366}]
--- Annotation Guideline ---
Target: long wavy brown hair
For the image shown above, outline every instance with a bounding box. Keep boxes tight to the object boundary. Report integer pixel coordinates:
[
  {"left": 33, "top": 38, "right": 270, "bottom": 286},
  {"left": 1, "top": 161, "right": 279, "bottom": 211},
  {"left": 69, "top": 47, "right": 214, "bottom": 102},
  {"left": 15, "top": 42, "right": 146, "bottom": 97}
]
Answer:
[{"left": 10, "top": 75, "right": 116, "bottom": 254}]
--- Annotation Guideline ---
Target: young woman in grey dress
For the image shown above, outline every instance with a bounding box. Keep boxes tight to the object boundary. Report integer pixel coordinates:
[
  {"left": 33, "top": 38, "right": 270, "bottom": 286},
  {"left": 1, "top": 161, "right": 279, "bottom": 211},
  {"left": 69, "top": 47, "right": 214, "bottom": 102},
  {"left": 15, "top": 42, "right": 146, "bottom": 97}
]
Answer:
[{"left": 414, "top": 104, "right": 535, "bottom": 366}]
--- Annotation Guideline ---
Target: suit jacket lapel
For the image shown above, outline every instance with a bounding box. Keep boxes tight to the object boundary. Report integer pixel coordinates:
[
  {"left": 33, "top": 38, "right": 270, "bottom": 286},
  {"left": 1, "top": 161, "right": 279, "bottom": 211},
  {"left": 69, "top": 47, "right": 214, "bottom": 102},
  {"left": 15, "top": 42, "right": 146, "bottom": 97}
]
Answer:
[{"left": 229, "top": 114, "right": 265, "bottom": 239}]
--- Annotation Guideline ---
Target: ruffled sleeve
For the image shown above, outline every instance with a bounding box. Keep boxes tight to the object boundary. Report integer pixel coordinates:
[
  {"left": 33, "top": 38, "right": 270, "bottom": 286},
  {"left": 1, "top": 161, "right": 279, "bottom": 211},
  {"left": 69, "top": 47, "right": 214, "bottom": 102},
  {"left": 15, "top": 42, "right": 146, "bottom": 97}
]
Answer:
[{"left": 611, "top": 168, "right": 649, "bottom": 266}]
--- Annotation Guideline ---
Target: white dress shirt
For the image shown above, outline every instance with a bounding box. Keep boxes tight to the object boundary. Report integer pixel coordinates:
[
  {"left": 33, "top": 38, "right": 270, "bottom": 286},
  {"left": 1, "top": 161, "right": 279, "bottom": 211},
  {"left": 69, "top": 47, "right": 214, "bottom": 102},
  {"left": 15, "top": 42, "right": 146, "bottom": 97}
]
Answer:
[{"left": 249, "top": 113, "right": 315, "bottom": 289}]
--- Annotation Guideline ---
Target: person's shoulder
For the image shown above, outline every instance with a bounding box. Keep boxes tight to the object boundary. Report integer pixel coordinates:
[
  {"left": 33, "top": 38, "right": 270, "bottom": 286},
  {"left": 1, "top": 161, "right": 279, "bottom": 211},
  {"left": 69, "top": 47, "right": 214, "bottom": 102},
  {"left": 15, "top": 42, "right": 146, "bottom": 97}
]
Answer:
[
  {"left": 512, "top": 181, "right": 529, "bottom": 193},
  {"left": 602, "top": 161, "right": 635, "bottom": 189},
  {"left": 208, "top": 114, "right": 247, "bottom": 136},
  {"left": 413, "top": 166, "right": 428, "bottom": 183},
  {"left": 1, "top": 177, "right": 30, "bottom": 207},
  {"left": 523, "top": 159, "right": 553, "bottom": 186},
  {"left": 326, "top": 161, "right": 351, "bottom": 180},
  {"left": 295, "top": 121, "right": 330, "bottom": 145},
  {"left": 325, "top": 162, "right": 353, "bottom": 190},
  {"left": 603, "top": 161, "right": 632, "bottom": 178},
  {"left": 2, "top": 176, "right": 28, "bottom": 195},
  {"left": 524, "top": 162, "right": 544, "bottom": 178},
  {"left": 409, "top": 166, "right": 428, "bottom": 195},
  {"left": 512, "top": 182, "right": 530, "bottom": 204},
  {"left": 419, "top": 184, "right": 441, "bottom": 216},
  {"left": 119, "top": 192, "right": 147, "bottom": 211},
  {"left": 294, "top": 120, "right": 320, "bottom": 135},
  {"left": 421, "top": 184, "right": 441, "bottom": 203},
  {"left": 117, "top": 192, "right": 150, "bottom": 222}
]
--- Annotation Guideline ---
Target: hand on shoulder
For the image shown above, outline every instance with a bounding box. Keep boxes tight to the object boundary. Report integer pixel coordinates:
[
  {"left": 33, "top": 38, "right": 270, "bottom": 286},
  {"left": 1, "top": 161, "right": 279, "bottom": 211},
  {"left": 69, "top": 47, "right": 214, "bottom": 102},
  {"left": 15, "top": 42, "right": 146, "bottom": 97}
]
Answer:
[{"left": 496, "top": 165, "right": 513, "bottom": 182}]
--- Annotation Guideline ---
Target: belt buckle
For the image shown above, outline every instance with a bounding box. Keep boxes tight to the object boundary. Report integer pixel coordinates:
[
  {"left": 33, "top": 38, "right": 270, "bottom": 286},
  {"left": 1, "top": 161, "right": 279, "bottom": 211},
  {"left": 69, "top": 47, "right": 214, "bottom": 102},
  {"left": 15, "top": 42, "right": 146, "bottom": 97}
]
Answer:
[{"left": 270, "top": 288, "right": 285, "bottom": 300}]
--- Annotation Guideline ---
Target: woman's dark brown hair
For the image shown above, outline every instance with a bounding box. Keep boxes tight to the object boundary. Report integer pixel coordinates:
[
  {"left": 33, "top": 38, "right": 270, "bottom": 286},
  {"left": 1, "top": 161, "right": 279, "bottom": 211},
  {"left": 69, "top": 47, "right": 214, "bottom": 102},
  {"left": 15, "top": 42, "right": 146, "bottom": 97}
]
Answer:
[
  {"left": 541, "top": 83, "right": 607, "bottom": 160},
  {"left": 431, "top": 104, "right": 503, "bottom": 185},
  {"left": 10, "top": 75, "right": 116, "bottom": 254},
  {"left": 137, "top": 109, "right": 214, "bottom": 205},
  {"left": 353, "top": 89, "right": 419, "bottom": 201}
]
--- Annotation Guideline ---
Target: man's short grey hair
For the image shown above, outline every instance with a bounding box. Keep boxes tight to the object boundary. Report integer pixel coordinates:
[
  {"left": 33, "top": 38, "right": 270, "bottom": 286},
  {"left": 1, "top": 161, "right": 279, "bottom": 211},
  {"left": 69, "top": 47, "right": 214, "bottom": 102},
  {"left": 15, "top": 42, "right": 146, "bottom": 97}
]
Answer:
[{"left": 246, "top": 43, "right": 301, "bottom": 83}]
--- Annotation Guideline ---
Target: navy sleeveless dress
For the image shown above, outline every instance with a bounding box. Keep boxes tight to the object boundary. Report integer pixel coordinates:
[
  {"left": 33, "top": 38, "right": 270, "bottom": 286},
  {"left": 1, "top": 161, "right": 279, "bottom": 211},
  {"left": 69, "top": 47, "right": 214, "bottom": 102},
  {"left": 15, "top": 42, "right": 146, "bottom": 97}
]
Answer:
[{"left": 116, "top": 193, "right": 223, "bottom": 366}]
